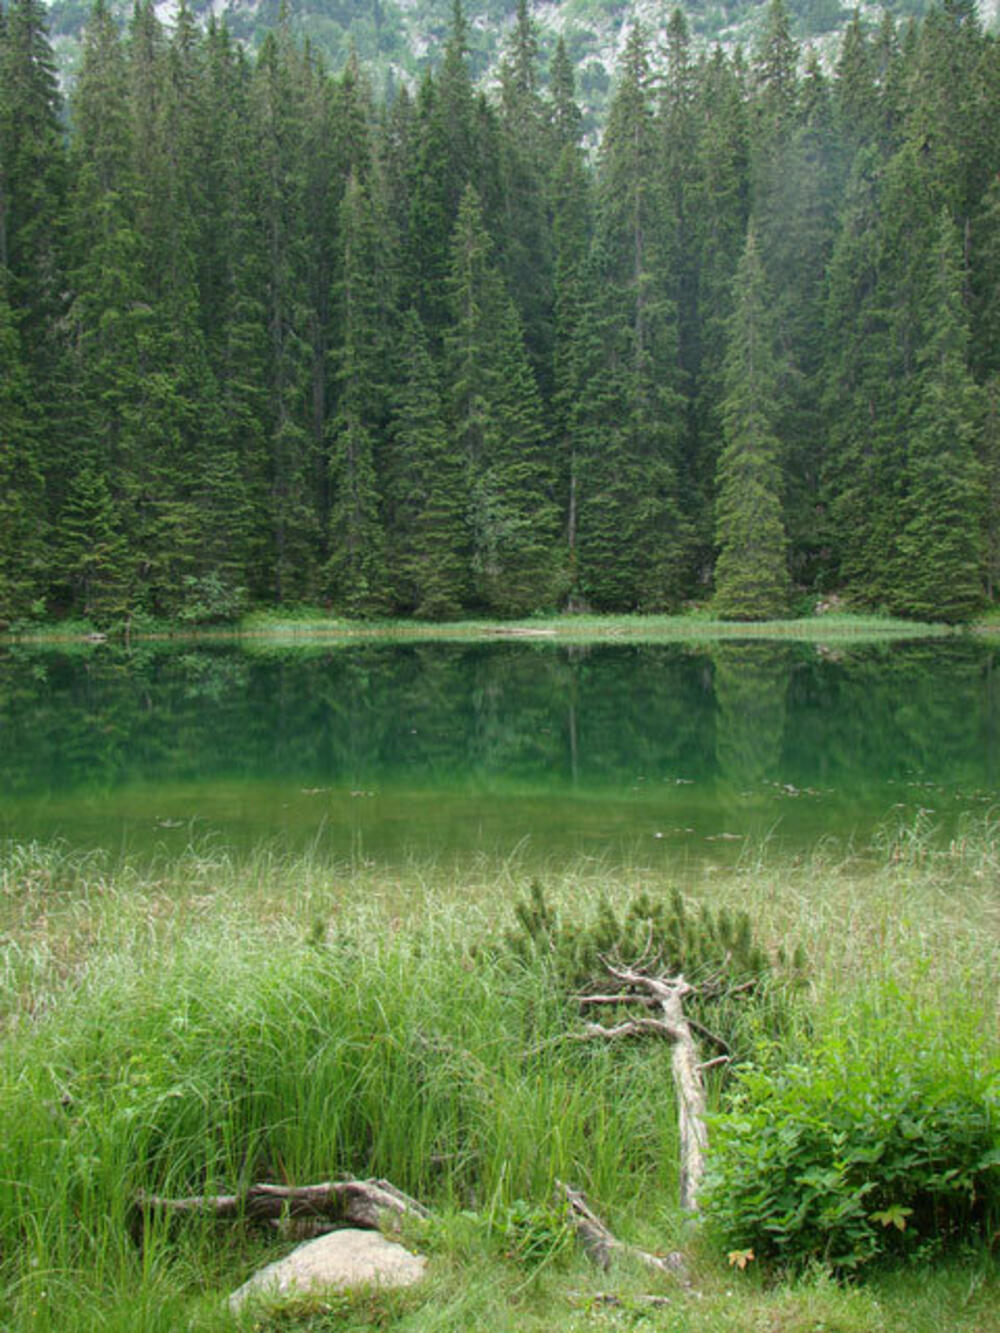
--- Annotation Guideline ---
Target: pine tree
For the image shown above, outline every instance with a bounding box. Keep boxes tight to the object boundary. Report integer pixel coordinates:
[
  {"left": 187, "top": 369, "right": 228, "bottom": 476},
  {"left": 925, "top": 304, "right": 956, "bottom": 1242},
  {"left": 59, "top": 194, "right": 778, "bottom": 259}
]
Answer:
[
  {"left": 688, "top": 46, "right": 751, "bottom": 585},
  {"left": 325, "top": 170, "right": 388, "bottom": 615},
  {"left": 0, "top": 269, "right": 45, "bottom": 623},
  {"left": 981, "top": 375, "right": 1000, "bottom": 604},
  {"left": 0, "top": 0, "right": 67, "bottom": 366},
  {"left": 385, "top": 308, "right": 469, "bottom": 618},
  {"left": 757, "top": 51, "right": 839, "bottom": 587},
  {"left": 496, "top": 0, "right": 552, "bottom": 392},
  {"left": 251, "top": 29, "right": 319, "bottom": 601},
  {"left": 0, "top": 0, "right": 68, "bottom": 604},
  {"left": 821, "top": 145, "right": 889, "bottom": 596},
  {"left": 63, "top": 0, "right": 143, "bottom": 618},
  {"left": 549, "top": 35, "right": 582, "bottom": 152},
  {"left": 891, "top": 209, "right": 982, "bottom": 623},
  {"left": 407, "top": 0, "right": 479, "bottom": 338},
  {"left": 713, "top": 226, "right": 791, "bottom": 621},
  {"left": 574, "top": 24, "right": 687, "bottom": 610},
  {"left": 445, "top": 183, "right": 561, "bottom": 614},
  {"left": 199, "top": 21, "right": 270, "bottom": 601},
  {"left": 550, "top": 92, "right": 592, "bottom": 595},
  {"left": 123, "top": 0, "right": 229, "bottom": 616}
]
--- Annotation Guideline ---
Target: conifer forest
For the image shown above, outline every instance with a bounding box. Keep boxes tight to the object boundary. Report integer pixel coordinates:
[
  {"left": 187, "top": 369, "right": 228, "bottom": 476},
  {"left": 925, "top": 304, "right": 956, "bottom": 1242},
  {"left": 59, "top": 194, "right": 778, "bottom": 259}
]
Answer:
[{"left": 2, "top": 0, "right": 1000, "bottom": 627}]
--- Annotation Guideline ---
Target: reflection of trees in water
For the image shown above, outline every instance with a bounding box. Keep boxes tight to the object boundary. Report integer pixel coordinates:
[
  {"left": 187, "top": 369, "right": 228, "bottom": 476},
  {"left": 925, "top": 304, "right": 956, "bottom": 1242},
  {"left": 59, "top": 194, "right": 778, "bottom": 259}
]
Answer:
[
  {"left": 0, "top": 639, "right": 995, "bottom": 801},
  {"left": 711, "top": 643, "right": 795, "bottom": 790}
]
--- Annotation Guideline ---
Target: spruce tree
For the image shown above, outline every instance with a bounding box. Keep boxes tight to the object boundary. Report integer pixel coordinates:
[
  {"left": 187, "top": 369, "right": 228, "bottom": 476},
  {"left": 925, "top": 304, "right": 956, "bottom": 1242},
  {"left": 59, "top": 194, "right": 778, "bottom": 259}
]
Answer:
[
  {"left": 325, "top": 170, "right": 388, "bottom": 615},
  {"left": 385, "top": 308, "right": 469, "bottom": 618},
  {"left": 496, "top": 0, "right": 552, "bottom": 392},
  {"left": 891, "top": 209, "right": 982, "bottom": 623},
  {"left": 713, "top": 226, "right": 791, "bottom": 621},
  {"left": 200, "top": 21, "right": 270, "bottom": 601},
  {"left": 550, "top": 89, "right": 591, "bottom": 594},
  {"left": 63, "top": 0, "right": 143, "bottom": 618},
  {"left": 0, "top": 269, "right": 45, "bottom": 623},
  {"left": 445, "top": 183, "right": 561, "bottom": 614},
  {"left": 251, "top": 29, "right": 319, "bottom": 601},
  {"left": 574, "top": 24, "right": 687, "bottom": 610},
  {"left": 688, "top": 46, "right": 751, "bottom": 585},
  {"left": 0, "top": 0, "right": 68, "bottom": 604}
]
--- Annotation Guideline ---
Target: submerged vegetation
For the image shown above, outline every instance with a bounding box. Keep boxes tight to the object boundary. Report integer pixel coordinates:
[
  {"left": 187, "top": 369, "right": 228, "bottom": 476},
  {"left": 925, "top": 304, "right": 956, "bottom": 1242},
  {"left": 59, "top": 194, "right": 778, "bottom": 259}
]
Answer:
[{"left": 1, "top": 822, "right": 998, "bottom": 1330}]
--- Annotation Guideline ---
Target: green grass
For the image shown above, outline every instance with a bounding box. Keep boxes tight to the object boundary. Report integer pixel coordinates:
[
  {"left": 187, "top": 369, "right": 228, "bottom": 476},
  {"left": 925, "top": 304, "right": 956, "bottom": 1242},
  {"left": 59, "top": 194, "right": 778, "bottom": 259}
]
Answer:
[
  {"left": 3, "top": 607, "right": 959, "bottom": 647},
  {"left": 1, "top": 825, "right": 998, "bottom": 1331},
  {"left": 237, "top": 608, "right": 954, "bottom": 643}
]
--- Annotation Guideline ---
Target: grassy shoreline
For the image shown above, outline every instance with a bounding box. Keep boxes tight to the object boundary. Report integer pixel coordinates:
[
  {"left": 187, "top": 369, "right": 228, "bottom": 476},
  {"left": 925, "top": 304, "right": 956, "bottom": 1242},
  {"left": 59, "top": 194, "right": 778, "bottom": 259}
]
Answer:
[
  {"left": 0, "top": 607, "right": 962, "bottom": 648},
  {"left": 2, "top": 828, "right": 998, "bottom": 1331}
]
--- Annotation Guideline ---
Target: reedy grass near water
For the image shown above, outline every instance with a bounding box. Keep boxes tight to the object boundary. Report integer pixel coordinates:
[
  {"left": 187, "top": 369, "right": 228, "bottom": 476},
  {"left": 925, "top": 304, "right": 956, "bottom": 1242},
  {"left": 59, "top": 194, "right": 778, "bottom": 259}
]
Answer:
[
  {"left": 1, "top": 825, "right": 998, "bottom": 1331},
  {"left": 3, "top": 607, "right": 956, "bottom": 648}
]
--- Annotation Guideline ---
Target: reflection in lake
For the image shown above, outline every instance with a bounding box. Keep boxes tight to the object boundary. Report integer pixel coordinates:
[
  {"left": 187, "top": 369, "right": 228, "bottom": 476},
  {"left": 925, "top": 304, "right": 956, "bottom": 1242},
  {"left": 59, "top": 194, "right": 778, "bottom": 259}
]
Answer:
[
  {"left": 712, "top": 643, "right": 793, "bottom": 790},
  {"left": 0, "top": 638, "right": 997, "bottom": 867}
]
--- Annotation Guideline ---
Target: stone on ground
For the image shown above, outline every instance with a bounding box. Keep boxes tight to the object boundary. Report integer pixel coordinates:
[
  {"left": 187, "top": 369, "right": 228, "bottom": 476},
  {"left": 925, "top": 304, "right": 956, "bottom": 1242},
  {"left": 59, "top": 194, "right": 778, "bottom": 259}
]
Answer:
[{"left": 228, "top": 1227, "right": 427, "bottom": 1313}]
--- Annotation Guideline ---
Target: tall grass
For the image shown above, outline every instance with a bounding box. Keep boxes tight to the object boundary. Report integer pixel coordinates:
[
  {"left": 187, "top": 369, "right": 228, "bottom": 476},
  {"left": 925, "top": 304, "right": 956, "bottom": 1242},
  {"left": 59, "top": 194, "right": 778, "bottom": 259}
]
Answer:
[
  {"left": 235, "top": 609, "right": 953, "bottom": 644},
  {"left": 1, "top": 823, "right": 997, "bottom": 1330}
]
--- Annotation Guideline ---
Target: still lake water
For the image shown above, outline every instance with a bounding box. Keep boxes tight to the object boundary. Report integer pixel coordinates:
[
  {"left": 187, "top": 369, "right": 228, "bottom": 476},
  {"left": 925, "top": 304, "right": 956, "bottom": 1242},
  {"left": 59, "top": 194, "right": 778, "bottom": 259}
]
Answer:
[{"left": 2, "top": 637, "right": 999, "bottom": 870}]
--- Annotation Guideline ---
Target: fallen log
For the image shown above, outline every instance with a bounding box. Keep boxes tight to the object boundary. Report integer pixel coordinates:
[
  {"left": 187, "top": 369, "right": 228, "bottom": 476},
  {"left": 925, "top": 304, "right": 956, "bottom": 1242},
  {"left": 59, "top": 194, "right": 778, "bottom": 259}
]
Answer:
[
  {"left": 136, "top": 1177, "right": 430, "bottom": 1232},
  {"left": 557, "top": 1180, "right": 689, "bottom": 1281},
  {"left": 598, "top": 965, "right": 709, "bottom": 1215},
  {"left": 570, "top": 1291, "right": 674, "bottom": 1310}
]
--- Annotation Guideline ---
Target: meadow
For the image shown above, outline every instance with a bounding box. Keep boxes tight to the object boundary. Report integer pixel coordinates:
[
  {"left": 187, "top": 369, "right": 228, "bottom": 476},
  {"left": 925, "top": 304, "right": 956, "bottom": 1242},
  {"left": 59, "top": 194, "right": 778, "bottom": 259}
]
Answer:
[{"left": 2, "top": 818, "right": 998, "bottom": 1331}]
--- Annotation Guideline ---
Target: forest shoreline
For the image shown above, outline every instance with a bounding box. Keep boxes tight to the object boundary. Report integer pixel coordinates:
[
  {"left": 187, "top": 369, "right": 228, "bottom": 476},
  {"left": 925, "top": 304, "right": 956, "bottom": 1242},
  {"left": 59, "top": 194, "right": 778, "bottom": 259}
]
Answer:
[{"left": 0, "top": 609, "right": 961, "bottom": 648}]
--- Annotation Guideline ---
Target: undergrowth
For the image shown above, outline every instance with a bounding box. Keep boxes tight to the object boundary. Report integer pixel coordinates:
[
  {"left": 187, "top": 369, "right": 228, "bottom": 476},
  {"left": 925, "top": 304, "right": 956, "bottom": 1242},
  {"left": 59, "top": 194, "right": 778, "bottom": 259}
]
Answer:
[{"left": 0, "top": 828, "right": 998, "bottom": 1329}]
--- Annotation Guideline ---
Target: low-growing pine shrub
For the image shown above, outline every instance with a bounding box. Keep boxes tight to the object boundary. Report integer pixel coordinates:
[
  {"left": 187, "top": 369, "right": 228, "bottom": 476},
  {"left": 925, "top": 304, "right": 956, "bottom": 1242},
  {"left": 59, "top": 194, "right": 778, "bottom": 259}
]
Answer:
[{"left": 504, "top": 880, "right": 806, "bottom": 1063}]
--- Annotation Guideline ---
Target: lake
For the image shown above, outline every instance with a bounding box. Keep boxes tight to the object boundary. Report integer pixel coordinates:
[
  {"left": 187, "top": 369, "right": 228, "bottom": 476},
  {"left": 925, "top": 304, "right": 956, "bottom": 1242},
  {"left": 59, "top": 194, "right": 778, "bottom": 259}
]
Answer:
[{"left": 2, "top": 636, "right": 998, "bottom": 871}]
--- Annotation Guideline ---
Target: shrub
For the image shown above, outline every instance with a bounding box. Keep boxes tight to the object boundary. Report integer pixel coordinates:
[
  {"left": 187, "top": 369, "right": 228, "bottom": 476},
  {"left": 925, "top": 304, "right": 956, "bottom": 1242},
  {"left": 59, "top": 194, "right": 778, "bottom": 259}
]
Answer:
[
  {"left": 701, "top": 1000, "right": 1000, "bottom": 1273},
  {"left": 503, "top": 881, "right": 806, "bottom": 1063}
]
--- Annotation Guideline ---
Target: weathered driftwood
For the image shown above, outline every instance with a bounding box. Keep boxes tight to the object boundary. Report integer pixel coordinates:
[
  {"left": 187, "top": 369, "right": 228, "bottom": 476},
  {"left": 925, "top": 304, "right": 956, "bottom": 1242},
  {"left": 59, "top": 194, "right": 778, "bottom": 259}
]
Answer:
[
  {"left": 570, "top": 1291, "right": 673, "bottom": 1310},
  {"left": 557, "top": 1181, "right": 688, "bottom": 1281},
  {"left": 136, "top": 1178, "right": 429, "bottom": 1232},
  {"left": 591, "top": 965, "right": 709, "bottom": 1215},
  {"left": 578, "top": 990, "right": 729, "bottom": 1054}
]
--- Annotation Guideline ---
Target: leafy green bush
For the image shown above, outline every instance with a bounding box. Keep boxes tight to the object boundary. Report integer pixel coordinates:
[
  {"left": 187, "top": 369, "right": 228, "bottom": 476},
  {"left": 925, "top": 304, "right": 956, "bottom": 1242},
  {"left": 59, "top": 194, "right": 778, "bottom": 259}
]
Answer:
[{"left": 702, "top": 1004, "right": 1000, "bottom": 1273}]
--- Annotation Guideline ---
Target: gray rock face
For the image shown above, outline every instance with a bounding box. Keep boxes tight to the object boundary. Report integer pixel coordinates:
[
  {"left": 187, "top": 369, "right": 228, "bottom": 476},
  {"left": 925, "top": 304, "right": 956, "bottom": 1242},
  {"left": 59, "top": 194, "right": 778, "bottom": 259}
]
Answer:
[{"left": 228, "top": 1228, "right": 427, "bottom": 1313}]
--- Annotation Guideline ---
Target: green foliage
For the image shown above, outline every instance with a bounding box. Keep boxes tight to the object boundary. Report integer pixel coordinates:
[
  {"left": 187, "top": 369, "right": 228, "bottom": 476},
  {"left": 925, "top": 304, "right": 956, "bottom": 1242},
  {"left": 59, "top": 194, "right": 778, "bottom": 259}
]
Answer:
[
  {"left": 702, "top": 994, "right": 1000, "bottom": 1272},
  {"left": 712, "top": 226, "right": 792, "bottom": 621},
  {"left": 504, "top": 880, "right": 805, "bottom": 1061},
  {"left": 6, "top": 0, "right": 1000, "bottom": 627},
  {"left": 175, "top": 571, "right": 249, "bottom": 624},
  {"left": 492, "top": 1197, "right": 575, "bottom": 1268}
]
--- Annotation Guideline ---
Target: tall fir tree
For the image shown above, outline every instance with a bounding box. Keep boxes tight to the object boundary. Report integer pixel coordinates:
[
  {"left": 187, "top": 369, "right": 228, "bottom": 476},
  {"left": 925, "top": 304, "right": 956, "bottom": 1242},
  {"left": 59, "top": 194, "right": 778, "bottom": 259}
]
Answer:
[
  {"left": 688, "top": 46, "right": 751, "bottom": 584},
  {"left": 384, "top": 308, "right": 469, "bottom": 618},
  {"left": 325, "top": 170, "right": 389, "bottom": 614},
  {"left": 0, "top": 0, "right": 68, "bottom": 605},
  {"left": 251, "top": 28, "right": 319, "bottom": 601},
  {"left": 63, "top": 0, "right": 143, "bottom": 618},
  {"left": 445, "top": 183, "right": 561, "bottom": 613},
  {"left": 713, "top": 226, "right": 791, "bottom": 620},
  {"left": 891, "top": 209, "right": 982, "bottom": 623},
  {"left": 0, "top": 268, "right": 45, "bottom": 623},
  {"left": 574, "top": 24, "right": 687, "bottom": 610}
]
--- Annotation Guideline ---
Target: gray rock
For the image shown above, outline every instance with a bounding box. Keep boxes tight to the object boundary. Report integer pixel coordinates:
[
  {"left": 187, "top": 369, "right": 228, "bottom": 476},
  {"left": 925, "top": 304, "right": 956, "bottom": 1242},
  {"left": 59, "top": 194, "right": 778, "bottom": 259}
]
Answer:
[{"left": 228, "top": 1227, "right": 427, "bottom": 1313}]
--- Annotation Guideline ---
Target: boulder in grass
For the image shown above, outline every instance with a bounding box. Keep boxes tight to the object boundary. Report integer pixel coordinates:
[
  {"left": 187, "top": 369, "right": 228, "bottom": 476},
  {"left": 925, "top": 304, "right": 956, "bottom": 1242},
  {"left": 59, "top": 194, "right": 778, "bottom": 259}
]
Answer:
[{"left": 228, "top": 1228, "right": 427, "bottom": 1313}]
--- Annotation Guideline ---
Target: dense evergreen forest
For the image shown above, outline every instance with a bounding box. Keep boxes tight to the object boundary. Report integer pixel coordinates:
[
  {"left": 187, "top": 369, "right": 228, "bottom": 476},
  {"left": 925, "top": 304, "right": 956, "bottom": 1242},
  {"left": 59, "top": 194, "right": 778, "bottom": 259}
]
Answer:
[{"left": 1, "top": 0, "right": 999, "bottom": 627}]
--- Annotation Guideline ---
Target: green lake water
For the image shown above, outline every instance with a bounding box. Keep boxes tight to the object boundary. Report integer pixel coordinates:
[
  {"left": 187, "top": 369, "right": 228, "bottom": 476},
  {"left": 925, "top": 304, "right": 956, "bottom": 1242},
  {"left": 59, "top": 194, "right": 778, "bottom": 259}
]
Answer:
[{"left": 2, "top": 636, "right": 999, "bottom": 871}]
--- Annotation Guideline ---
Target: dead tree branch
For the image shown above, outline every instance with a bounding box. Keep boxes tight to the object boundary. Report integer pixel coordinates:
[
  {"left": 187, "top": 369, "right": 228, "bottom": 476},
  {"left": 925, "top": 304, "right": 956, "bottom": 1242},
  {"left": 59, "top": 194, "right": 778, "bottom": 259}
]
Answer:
[
  {"left": 557, "top": 1181, "right": 689, "bottom": 1281},
  {"left": 136, "top": 1178, "right": 429, "bottom": 1232},
  {"left": 601, "top": 966, "right": 708, "bottom": 1214}
]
